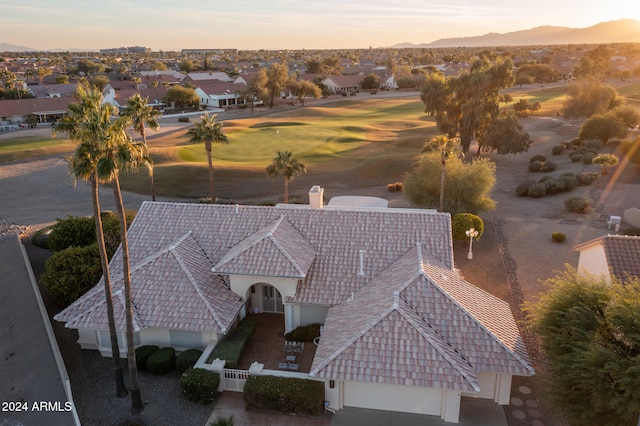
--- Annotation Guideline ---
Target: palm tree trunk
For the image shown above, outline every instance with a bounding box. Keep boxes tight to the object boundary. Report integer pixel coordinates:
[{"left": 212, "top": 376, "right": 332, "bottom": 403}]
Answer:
[
  {"left": 439, "top": 161, "right": 446, "bottom": 212},
  {"left": 92, "top": 175, "right": 128, "bottom": 398},
  {"left": 141, "top": 129, "right": 156, "bottom": 202},
  {"left": 284, "top": 178, "right": 289, "bottom": 204},
  {"left": 206, "top": 142, "right": 216, "bottom": 202},
  {"left": 112, "top": 175, "right": 144, "bottom": 413}
]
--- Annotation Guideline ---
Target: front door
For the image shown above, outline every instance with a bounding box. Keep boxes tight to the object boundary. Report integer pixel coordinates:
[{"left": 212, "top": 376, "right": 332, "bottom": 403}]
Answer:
[{"left": 262, "top": 285, "right": 284, "bottom": 313}]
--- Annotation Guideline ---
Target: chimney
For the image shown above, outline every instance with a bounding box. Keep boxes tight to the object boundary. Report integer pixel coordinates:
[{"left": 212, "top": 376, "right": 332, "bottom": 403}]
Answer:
[{"left": 309, "top": 186, "right": 324, "bottom": 209}]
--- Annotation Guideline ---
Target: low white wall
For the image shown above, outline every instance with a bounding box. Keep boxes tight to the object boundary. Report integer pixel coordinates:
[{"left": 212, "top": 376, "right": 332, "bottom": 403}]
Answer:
[{"left": 623, "top": 207, "right": 640, "bottom": 228}]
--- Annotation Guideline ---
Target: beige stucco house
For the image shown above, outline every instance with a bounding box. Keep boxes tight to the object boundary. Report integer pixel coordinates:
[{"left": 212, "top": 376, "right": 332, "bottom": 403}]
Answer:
[
  {"left": 55, "top": 186, "right": 533, "bottom": 423},
  {"left": 574, "top": 235, "right": 640, "bottom": 282}
]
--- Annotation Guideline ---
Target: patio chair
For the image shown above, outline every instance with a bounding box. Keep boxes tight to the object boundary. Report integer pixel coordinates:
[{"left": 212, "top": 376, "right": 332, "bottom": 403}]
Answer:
[
  {"left": 287, "top": 363, "right": 299, "bottom": 371},
  {"left": 278, "top": 362, "right": 288, "bottom": 369}
]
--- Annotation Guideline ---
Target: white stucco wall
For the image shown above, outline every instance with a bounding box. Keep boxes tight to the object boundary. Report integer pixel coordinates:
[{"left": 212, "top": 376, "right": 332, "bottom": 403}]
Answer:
[
  {"left": 577, "top": 244, "right": 610, "bottom": 282},
  {"left": 297, "top": 304, "right": 329, "bottom": 326},
  {"left": 461, "top": 372, "right": 512, "bottom": 405}
]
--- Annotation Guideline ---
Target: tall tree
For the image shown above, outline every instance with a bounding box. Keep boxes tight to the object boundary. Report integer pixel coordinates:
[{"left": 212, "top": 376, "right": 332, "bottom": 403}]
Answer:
[
  {"left": 266, "top": 150, "right": 306, "bottom": 203},
  {"left": 54, "top": 85, "right": 128, "bottom": 398},
  {"left": 123, "top": 94, "right": 161, "bottom": 200},
  {"left": 265, "top": 63, "right": 290, "bottom": 108},
  {"left": 37, "top": 67, "right": 52, "bottom": 84},
  {"left": 187, "top": 113, "right": 229, "bottom": 202},
  {"left": 477, "top": 114, "right": 532, "bottom": 156},
  {"left": 563, "top": 80, "right": 622, "bottom": 119},
  {"left": 527, "top": 267, "right": 640, "bottom": 426},
  {"left": 289, "top": 80, "right": 321, "bottom": 106},
  {"left": 421, "top": 135, "right": 462, "bottom": 212}
]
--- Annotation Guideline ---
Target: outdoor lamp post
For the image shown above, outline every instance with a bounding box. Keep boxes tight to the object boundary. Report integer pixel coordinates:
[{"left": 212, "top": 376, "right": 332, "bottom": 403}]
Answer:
[{"left": 466, "top": 228, "right": 478, "bottom": 260}]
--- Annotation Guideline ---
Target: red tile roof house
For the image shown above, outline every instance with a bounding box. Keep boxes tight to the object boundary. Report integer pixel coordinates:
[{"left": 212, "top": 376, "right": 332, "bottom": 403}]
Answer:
[
  {"left": 574, "top": 235, "right": 640, "bottom": 282},
  {"left": 55, "top": 186, "right": 533, "bottom": 423}
]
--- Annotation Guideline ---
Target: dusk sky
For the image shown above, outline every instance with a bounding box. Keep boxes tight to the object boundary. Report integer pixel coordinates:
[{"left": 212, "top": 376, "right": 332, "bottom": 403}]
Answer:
[{"left": 1, "top": 0, "right": 636, "bottom": 51}]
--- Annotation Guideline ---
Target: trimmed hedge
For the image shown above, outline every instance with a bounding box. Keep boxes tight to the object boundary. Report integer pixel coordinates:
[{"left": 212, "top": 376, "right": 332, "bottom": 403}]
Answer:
[
  {"left": 146, "top": 347, "right": 175, "bottom": 375},
  {"left": 451, "top": 213, "right": 484, "bottom": 241},
  {"left": 565, "top": 197, "right": 592, "bottom": 214},
  {"left": 551, "top": 144, "right": 565, "bottom": 155},
  {"left": 285, "top": 323, "right": 322, "bottom": 342},
  {"left": 135, "top": 345, "right": 159, "bottom": 371},
  {"left": 208, "top": 315, "right": 257, "bottom": 368},
  {"left": 530, "top": 154, "right": 547, "bottom": 163},
  {"left": 176, "top": 349, "right": 204, "bottom": 373},
  {"left": 180, "top": 368, "right": 220, "bottom": 404},
  {"left": 243, "top": 375, "right": 324, "bottom": 416}
]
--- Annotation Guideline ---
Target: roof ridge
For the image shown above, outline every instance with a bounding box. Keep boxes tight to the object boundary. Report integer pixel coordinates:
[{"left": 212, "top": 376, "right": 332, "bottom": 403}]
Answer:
[
  {"left": 115, "top": 290, "right": 144, "bottom": 332},
  {"left": 268, "top": 216, "right": 308, "bottom": 278}
]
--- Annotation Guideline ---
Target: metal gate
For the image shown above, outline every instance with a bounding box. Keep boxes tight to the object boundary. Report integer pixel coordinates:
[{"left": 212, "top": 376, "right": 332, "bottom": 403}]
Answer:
[{"left": 223, "top": 368, "right": 250, "bottom": 392}]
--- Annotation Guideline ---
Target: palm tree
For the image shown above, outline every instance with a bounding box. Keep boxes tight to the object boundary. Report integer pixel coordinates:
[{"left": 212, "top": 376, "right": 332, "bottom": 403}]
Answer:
[
  {"left": 123, "top": 94, "right": 160, "bottom": 200},
  {"left": 421, "top": 135, "right": 462, "bottom": 212},
  {"left": 55, "top": 85, "right": 128, "bottom": 398},
  {"left": 187, "top": 112, "right": 229, "bottom": 202},
  {"left": 266, "top": 150, "right": 307, "bottom": 204}
]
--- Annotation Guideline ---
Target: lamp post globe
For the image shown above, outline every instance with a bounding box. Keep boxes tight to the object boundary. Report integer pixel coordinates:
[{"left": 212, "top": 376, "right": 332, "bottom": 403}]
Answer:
[{"left": 465, "top": 227, "right": 479, "bottom": 260}]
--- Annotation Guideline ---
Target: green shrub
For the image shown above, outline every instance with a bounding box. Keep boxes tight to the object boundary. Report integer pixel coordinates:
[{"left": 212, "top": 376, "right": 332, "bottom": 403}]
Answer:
[
  {"left": 32, "top": 226, "right": 53, "bottom": 249},
  {"left": 585, "top": 140, "right": 603, "bottom": 150},
  {"left": 571, "top": 138, "right": 583, "bottom": 146},
  {"left": 530, "top": 154, "right": 547, "bottom": 163},
  {"left": 210, "top": 416, "right": 235, "bottom": 426},
  {"left": 564, "top": 197, "right": 592, "bottom": 214},
  {"left": 176, "top": 349, "right": 204, "bottom": 374},
  {"left": 527, "top": 183, "right": 547, "bottom": 198},
  {"left": 285, "top": 324, "right": 322, "bottom": 342},
  {"left": 540, "top": 161, "right": 557, "bottom": 172},
  {"left": 528, "top": 161, "right": 542, "bottom": 172},
  {"left": 537, "top": 175, "right": 554, "bottom": 183},
  {"left": 560, "top": 172, "right": 575, "bottom": 177},
  {"left": 552, "top": 144, "right": 565, "bottom": 155},
  {"left": 582, "top": 152, "right": 595, "bottom": 164},
  {"left": 515, "top": 181, "right": 532, "bottom": 197},
  {"left": 451, "top": 213, "right": 484, "bottom": 241},
  {"left": 576, "top": 172, "right": 597, "bottom": 185},
  {"left": 560, "top": 175, "right": 579, "bottom": 191},
  {"left": 136, "top": 345, "right": 159, "bottom": 371},
  {"left": 146, "top": 347, "right": 175, "bottom": 375},
  {"left": 543, "top": 178, "right": 565, "bottom": 194},
  {"left": 41, "top": 243, "right": 103, "bottom": 306},
  {"left": 47, "top": 215, "right": 96, "bottom": 252},
  {"left": 243, "top": 375, "right": 324, "bottom": 416},
  {"left": 180, "top": 368, "right": 219, "bottom": 404},
  {"left": 551, "top": 232, "right": 567, "bottom": 243},
  {"left": 570, "top": 153, "right": 583, "bottom": 162},
  {"left": 208, "top": 316, "right": 257, "bottom": 368}
]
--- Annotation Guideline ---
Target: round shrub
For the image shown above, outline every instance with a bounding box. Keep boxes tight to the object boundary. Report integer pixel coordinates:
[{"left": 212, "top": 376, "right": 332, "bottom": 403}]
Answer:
[
  {"left": 582, "top": 152, "right": 595, "bottom": 164},
  {"left": 564, "top": 197, "right": 592, "bottom": 214},
  {"left": 530, "top": 154, "right": 547, "bottom": 163},
  {"left": 176, "top": 349, "right": 203, "bottom": 374},
  {"left": 47, "top": 215, "right": 96, "bottom": 252},
  {"left": 528, "top": 161, "right": 543, "bottom": 172},
  {"left": 527, "top": 183, "right": 547, "bottom": 198},
  {"left": 576, "top": 172, "right": 597, "bottom": 186},
  {"left": 537, "top": 175, "right": 554, "bottom": 183},
  {"left": 551, "top": 232, "right": 567, "bottom": 243},
  {"left": 560, "top": 172, "right": 575, "bottom": 178},
  {"left": 571, "top": 138, "right": 583, "bottom": 146},
  {"left": 515, "top": 181, "right": 532, "bottom": 197},
  {"left": 560, "top": 175, "right": 579, "bottom": 191},
  {"left": 32, "top": 226, "right": 53, "bottom": 249},
  {"left": 540, "top": 161, "right": 557, "bottom": 172},
  {"left": 135, "top": 345, "right": 159, "bottom": 371},
  {"left": 544, "top": 178, "right": 565, "bottom": 194},
  {"left": 585, "top": 140, "right": 603, "bottom": 150},
  {"left": 146, "top": 347, "right": 175, "bottom": 375},
  {"left": 551, "top": 144, "right": 565, "bottom": 155},
  {"left": 181, "top": 368, "right": 220, "bottom": 404},
  {"left": 451, "top": 213, "right": 484, "bottom": 241},
  {"left": 570, "top": 153, "right": 583, "bottom": 162}
]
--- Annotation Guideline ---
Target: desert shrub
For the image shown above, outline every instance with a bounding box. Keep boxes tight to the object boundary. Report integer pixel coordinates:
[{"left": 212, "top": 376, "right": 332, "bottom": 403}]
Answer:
[
  {"left": 530, "top": 154, "right": 547, "bottom": 163},
  {"left": 570, "top": 153, "right": 583, "bottom": 162},
  {"left": 585, "top": 140, "right": 603, "bottom": 150},
  {"left": 582, "top": 152, "right": 595, "bottom": 164},
  {"left": 32, "top": 226, "right": 53, "bottom": 249},
  {"left": 285, "top": 323, "right": 322, "bottom": 342},
  {"left": 527, "top": 183, "right": 547, "bottom": 198},
  {"left": 560, "top": 175, "right": 579, "bottom": 191},
  {"left": 136, "top": 345, "right": 159, "bottom": 371},
  {"left": 571, "top": 138, "right": 583, "bottom": 146},
  {"left": 208, "top": 315, "right": 257, "bottom": 368},
  {"left": 540, "top": 161, "right": 557, "bottom": 172},
  {"left": 515, "top": 181, "right": 532, "bottom": 197},
  {"left": 561, "top": 172, "right": 575, "bottom": 177},
  {"left": 47, "top": 215, "right": 96, "bottom": 252},
  {"left": 562, "top": 141, "right": 573, "bottom": 149},
  {"left": 564, "top": 197, "right": 592, "bottom": 214},
  {"left": 146, "top": 347, "right": 175, "bottom": 375},
  {"left": 41, "top": 243, "right": 103, "bottom": 306},
  {"left": 537, "top": 175, "right": 554, "bottom": 183},
  {"left": 551, "top": 144, "right": 565, "bottom": 155},
  {"left": 551, "top": 232, "right": 567, "bottom": 243},
  {"left": 544, "top": 178, "right": 565, "bottom": 194},
  {"left": 176, "top": 349, "right": 203, "bottom": 374},
  {"left": 451, "top": 213, "right": 484, "bottom": 241},
  {"left": 528, "top": 161, "right": 543, "bottom": 172},
  {"left": 387, "top": 182, "right": 404, "bottom": 192},
  {"left": 180, "top": 368, "right": 219, "bottom": 404},
  {"left": 243, "top": 375, "right": 324, "bottom": 416},
  {"left": 576, "top": 172, "right": 597, "bottom": 185}
]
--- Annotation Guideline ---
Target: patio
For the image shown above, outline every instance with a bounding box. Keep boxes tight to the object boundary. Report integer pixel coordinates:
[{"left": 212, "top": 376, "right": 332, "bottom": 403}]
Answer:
[{"left": 237, "top": 313, "right": 318, "bottom": 373}]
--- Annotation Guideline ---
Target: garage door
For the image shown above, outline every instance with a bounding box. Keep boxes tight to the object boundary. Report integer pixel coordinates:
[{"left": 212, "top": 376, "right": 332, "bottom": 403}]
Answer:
[{"left": 343, "top": 381, "right": 443, "bottom": 416}]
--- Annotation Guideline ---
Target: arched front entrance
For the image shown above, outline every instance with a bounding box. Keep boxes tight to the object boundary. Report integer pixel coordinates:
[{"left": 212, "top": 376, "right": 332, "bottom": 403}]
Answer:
[{"left": 262, "top": 284, "right": 284, "bottom": 313}]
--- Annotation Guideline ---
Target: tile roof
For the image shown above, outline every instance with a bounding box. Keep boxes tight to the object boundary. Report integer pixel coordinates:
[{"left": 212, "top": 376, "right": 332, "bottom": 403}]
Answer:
[
  {"left": 310, "top": 244, "right": 533, "bottom": 388},
  {"left": 575, "top": 235, "right": 640, "bottom": 279},
  {"left": 55, "top": 232, "right": 243, "bottom": 333}
]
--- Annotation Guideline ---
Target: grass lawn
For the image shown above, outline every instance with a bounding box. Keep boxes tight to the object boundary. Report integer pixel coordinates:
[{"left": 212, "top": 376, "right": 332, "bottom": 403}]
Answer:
[{"left": 0, "top": 135, "right": 74, "bottom": 162}]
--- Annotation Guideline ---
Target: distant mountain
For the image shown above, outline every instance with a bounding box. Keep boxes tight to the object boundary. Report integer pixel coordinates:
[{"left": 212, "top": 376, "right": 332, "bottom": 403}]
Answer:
[
  {"left": 393, "top": 19, "right": 640, "bottom": 48},
  {"left": 0, "top": 42, "right": 37, "bottom": 52}
]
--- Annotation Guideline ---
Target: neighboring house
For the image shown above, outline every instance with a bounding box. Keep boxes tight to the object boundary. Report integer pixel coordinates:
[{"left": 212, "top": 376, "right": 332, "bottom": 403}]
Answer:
[
  {"left": 103, "top": 85, "right": 169, "bottom": 112},
  {"left": 55, "top": 186, "right": 533, "bottom": 423},
  {"left": 183, "top": 71, "right": 233, "bottom": 84},
  {"left": 321, "top": 75, "right": 363, "bottom": 94},
  {"left": 27, "top": 83, "right": 77, "bottom": 98},
  {"left": 0, "top": 97, "right": 73, "bottom": 125},
  {"left": 574, "top": 235, "right": 640, "bottom": 282},
  {"left": 194, "top": 80, "right": 249, "bottom": 108}
]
